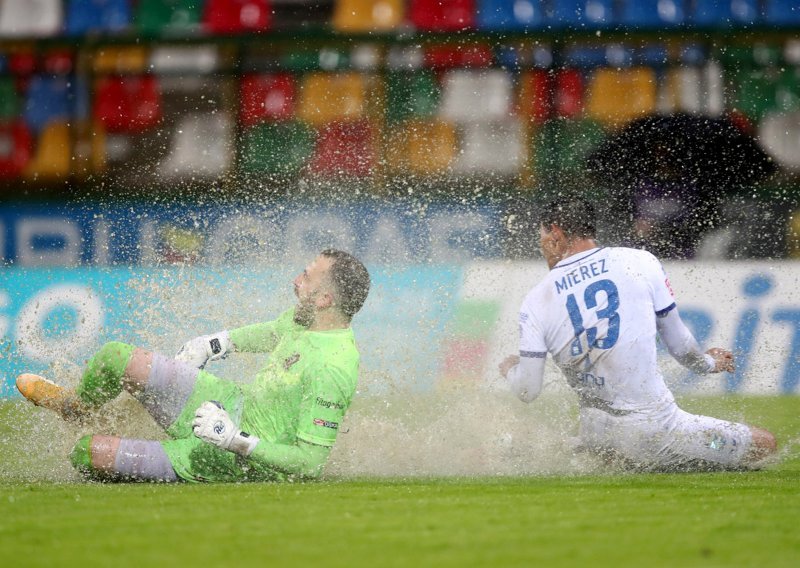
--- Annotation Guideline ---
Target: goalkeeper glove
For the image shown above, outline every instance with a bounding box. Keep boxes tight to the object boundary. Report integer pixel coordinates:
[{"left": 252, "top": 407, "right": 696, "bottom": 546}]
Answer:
[
  {"left": 192, "top": 401, "right": 259, "bottom": 457},
  {"left": 175, "top": 331, "right": 232, "bottom": 369}
]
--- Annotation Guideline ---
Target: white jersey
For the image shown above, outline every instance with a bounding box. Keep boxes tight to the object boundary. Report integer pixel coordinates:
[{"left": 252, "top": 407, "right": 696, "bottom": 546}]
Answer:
[{"left": 519, "top": 247, "right": 678, "bottom": 413}]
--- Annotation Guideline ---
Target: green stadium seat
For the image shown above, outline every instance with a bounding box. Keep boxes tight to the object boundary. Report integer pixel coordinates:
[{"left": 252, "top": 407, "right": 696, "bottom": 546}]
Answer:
[
  {"left": 533, "top": 118, "right": 605, "bottom": 179},
  {"left": 136, "top": 0, "right": 202, "bottom": 35},
  {"left": 239, "top": 121, "right": 315, "bottom": 175},
  {"left": 385, "top": 72, "right": 440, "bottom": 123},
  {"left": 0, "top": 77, "right": 20, "bottom": 119},
  {"left": 731, "top": 68, "right": 779, "bottom": 121}
]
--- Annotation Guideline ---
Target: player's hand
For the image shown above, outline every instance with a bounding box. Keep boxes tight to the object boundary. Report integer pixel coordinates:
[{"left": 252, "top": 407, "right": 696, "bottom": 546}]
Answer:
[
  {"left": 499, "top": 355, "right": 520, "bottom": 379},
  {"left": 192, "top": 401, "right": 259, "bottom": 456},
  {"left": 175, "top": 332, "right": 231, "bottom": 369},
  {"left": 706, "top": 348, "right": 735, "bottom": 373}
]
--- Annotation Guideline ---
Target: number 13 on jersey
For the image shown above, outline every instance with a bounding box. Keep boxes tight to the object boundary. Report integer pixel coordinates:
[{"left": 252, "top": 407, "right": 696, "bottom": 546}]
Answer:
[{"left": 565, "top": 279, "right": 620, "bottom": 356}]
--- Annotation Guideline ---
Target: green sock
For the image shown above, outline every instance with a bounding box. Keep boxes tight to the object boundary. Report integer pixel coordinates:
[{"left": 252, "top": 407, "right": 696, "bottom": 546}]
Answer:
[
  {"left": 70, "top": 435, "right": 92, "bottom": 474},
  {"left": 76, "top": 342, "right": 135, "bottom": 406}
]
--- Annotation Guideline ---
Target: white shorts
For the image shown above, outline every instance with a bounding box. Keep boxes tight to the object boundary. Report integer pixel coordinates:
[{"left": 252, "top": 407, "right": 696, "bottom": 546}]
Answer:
[{"left": 577, "top": 402, "right": 753, "bottom": 471}]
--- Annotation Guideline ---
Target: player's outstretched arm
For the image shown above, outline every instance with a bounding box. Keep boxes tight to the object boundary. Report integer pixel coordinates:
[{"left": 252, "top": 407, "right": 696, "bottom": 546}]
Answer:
[
  {"left": 176, "top": 331, "right": 233, "bottom": 369},
  {"left": 656, "top": 308, "right": 717, "bottom": 375},
  {"left": 499, "top": 354, "right": 545, "bottom": 403},
  {"left": 192, "top": 401, "right": 332, "bottom": 478}
]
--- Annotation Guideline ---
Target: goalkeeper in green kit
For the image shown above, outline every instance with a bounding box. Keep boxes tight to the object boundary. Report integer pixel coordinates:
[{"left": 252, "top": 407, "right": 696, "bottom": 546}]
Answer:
[{"left": 16, "top": 249, "right": 370, "bottom": 482}]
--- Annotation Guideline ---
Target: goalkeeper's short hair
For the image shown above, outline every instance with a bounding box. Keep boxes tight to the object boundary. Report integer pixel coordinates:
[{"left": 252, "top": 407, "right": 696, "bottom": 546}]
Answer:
[{"left": 321, "top": 249, "right": 371, "bottom": 319}]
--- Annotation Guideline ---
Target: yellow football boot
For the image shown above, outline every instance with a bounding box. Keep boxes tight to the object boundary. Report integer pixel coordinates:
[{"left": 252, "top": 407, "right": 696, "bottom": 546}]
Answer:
[{"left": 16, "top": 374, "right": 85, "bottom": 420}]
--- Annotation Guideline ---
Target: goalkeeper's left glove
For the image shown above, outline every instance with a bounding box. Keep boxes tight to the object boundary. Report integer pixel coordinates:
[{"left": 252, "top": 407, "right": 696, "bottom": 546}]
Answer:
[{"left": 192, "top": 401, "right": 259, "bottom": 457}]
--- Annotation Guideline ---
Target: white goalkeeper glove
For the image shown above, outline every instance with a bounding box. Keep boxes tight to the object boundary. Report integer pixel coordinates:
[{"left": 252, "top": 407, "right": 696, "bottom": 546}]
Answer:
[
  {"left": 175, "top": 331, "right": 232, "bottom": 369},
  {"left": 192, "top": 401, "right": 259, "bottom": 457}
]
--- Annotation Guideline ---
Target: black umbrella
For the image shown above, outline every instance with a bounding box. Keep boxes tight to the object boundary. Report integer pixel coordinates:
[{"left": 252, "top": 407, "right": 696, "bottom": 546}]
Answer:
[{"left": 586, "top": 113, "right": 777, "bottom": 195}]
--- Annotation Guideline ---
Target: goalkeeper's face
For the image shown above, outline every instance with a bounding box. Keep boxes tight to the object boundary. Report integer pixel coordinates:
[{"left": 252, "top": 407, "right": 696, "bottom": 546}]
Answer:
[{"left": 292, "top": 255, "right": 335, "bottom": 327}]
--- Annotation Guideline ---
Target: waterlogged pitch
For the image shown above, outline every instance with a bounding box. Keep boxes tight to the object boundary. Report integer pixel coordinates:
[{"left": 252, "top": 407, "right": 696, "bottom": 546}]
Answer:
[{"left": 0, "top": 396, "right": 798, "bottom": 567}]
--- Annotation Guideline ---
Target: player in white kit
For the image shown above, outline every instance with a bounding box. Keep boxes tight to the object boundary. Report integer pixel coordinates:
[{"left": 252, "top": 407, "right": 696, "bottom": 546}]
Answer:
[{"left": 500, "top": 199, "right": 777, "bottom": 471}]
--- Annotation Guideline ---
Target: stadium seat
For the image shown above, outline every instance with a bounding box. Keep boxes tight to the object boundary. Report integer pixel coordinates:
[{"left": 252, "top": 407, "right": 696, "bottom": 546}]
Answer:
[
  {"left": 549, "top": 0, "right": 614, "bottom": 29},
  {"left": 203, "top": 0, "right": 271, "bottom": 34},
  {"left": 409, "top": 0, "right": 475, "bottom": 31},
  {"left": 0, "top": 0, "right": 62, "bottom": 37},
  {"left": 24, "top": 121, "right": 71, "bottom": 179},
  {"left": 65, "top": 0, "right": 132, "bottom": 35},
  {"left": 585, "top": 67, "right": 657, "bottom": 126},
  {"left": 0, "top": 77, "right": 20, "bottom": 119},
  {"left": 94, "top": 76, "right": 163, "bottom": 133},
  {"left": 0, "top": 121, "right": 33, "bottom": 178},
  {"left": 385, "top": 72, "right": 440, "bottom": 123},
  {"left": 533, "top": 118, "right": 604, "bottom": 178},
  {"left": 307, "top": 120, "right": 374, "bottom": 177},
  {"left": 296, "top": 72, "right": 368, "bottom": 126},
  {"left": 439, "top": 70, "right": 513, "bottom": 123},
  {"left": 691, "top": 0, "right": 759, "bottom": 26},
  {"left": 475, "top": 0, "right": 546, "bottom": 31},
  {"left": 758, "top": 111, "right": 800, "bottom": 170},
  {"left": 764, "top": 0, "right": 800, "bottom": 26},
  {"left": 22, "top": 76, "right": 71, "bottom": 134},
  {"left": 239, "top": 121, "right": 315, "bottom": 175},
  {"left": 384, "top": 119, "right": 457, "bottom": 174},
  {"left": 776, "top": 67, "right": 800, "bottom": 113},
  {"left": 518, "top": 70, "right": 550, "bottom": 124},
  {"left": 452, "top": 119, "right": 524, "bottom": 175},
  {"left": 732, "top": 68, "right": 778, "bottom": 120},
  {"left": 423, "top": 44, "right": 494, "bottom": 68},
  {"left": 661, "top": 63, "right": 724, "bottom": 115},
  {"left": 240, "top": 74, "right": 296, "bottom": 126},
  {"left": 93, "top": 47, "right": 149, "bottom": 73},
  {"left": 332, "top": 0, "right": 404, "bottom": 31},
  {"left": 159, "top": 112, "right": 233, "bottom": 178},
  {"left": 555, "top": 69, "right": 583, "bottom": 118},
  {"left": 149, "top": 45, "right": 220, "bottom": 73},
  {"left": 618, "top": 0, "right": 684, "bottom": 28},
  {"left": 135, "top": 0, "right": 202, "bottom": 35}
]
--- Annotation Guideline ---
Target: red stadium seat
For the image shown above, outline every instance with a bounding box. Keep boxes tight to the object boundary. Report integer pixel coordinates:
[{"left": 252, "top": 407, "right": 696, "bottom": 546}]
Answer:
[
  {"left": 239, "top": 73, "right": 296, "bottom": 126},
  {"left": 554, "top": 69, "right": 583, "bottom": 118},
  {"left": 94, "top": 76, "right": 162, "bottom": 133},
  {"left": 203, "top": 0, "right": 271, "bottom": 34},
  {"left": 307, "top": 120, "right": 374, "bottom": 177},
  {"left": 409, "top": 0, "right": 475, "bottom": 31},
  {"left": 0, "top": 121, "right": 33, "bottom": 178},
  {"left": 423, "top": 44, "right": 493, "bottom": 68}
]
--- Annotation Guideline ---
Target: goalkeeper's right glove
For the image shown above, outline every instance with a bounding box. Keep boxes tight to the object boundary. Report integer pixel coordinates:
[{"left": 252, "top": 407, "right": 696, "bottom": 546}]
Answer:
[{"left": 175, "top": 331, "right": 232, "bottom": 369}]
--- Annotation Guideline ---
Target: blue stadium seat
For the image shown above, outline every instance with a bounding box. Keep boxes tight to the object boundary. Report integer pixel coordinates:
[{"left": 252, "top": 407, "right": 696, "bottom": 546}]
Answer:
[
  {"left": 23, "top": 76, "right": 71, "bottom": 133},
  {"left": 765, "top": 0, "right": 800, "bottom": 25},
  {"left": 691, "top": 0, "right": 759, "bottom": 26},
  {"left": 65, "top": 0, "right": 131, "bottom": 36},
  {"left": 548, "top": 0, "right": 614, "bottom": 29},
  {"left": 563, "top": 45, "right": 607, "bottom": 68},
  {"left": 475, "top": 0, "right": 546, "bottom": 31},
  {"left": 618, "top": 0, "right": 685, "bottom": 28}
]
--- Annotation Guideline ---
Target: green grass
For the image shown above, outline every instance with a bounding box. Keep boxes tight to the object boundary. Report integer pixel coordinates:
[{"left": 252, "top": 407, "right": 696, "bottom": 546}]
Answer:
[{"left": 0, "top": 396, "right": 798, "bottom": 567}]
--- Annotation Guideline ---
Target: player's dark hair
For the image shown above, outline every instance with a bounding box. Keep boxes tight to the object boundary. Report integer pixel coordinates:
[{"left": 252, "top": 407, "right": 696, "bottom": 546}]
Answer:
[
  {"left": 320, "top": 249, "right": 371, "bottom": 319},
  {"left": 539, "top": 198, "right": 597, "bottom": 239}
]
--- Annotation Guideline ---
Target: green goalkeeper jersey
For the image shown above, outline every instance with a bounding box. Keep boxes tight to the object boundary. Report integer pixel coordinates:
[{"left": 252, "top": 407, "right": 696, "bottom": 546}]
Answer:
[
  {"left": 163, "top": 307, "right": 360, "bottom": 482},
  {"left": 231, "top": 307, "right": 360, "bottom": 449}
]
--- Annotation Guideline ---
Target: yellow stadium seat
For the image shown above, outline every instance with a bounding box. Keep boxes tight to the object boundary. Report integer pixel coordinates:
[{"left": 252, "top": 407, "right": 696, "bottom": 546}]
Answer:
[
  {"left": 385, "top": 119, "right": 457, "bottom": 175},
  {"left": 586, "top": 67, "right": 657, "bottom": 126},
  {"left": 92, "top": 47, "right": 148, "bottom": 74},
  {"left": 24, "top": 122, "right": 71, "bottom": 179},
  {"left": 332, "top": 0, "right": 404, "bottom": 32},
  {"left": 788, "top": 210, "right": 800, "bottom": 258},
  {"left": 297, "top": 72, "right": 368, "bottom": 126}
]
